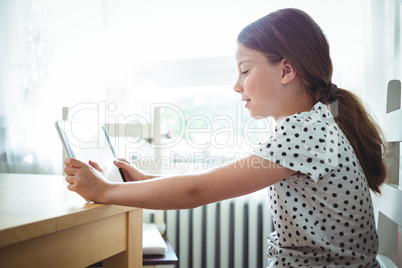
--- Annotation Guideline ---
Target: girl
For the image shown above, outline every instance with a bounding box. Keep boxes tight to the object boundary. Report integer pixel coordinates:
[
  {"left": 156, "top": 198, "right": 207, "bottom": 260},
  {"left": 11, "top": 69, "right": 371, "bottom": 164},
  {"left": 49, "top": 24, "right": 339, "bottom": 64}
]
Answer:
[{"left": 64, "top": 8, "right": 386, "bottom": 267}]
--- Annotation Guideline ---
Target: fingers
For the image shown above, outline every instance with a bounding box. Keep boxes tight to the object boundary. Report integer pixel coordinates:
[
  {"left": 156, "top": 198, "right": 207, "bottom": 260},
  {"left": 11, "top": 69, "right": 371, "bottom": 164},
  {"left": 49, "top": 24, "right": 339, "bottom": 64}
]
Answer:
[
  {"left": 64, "top": 159, "right": 103, "bottom": 174},
  {"left": 64, "top": 157, "right": 85, "bottom": 168},
  {"left": 117, "top": 158, "right": 130, "bottom": 165},
  {"left": 114, "top": 159, "right": 131, "bottom": 170},
  {"left": 88, "top": 160, "right": 103, "bottom": 172},
  {"left": 114, "top": 159, "right": 135, "bottom": 181},
  {"left": 66, "top": 183, "right": 75, "bottom": 191},
  {"left": 65, "top": 175, "right": 74, "bottom": 184},
  {"left": 65, "top": 175, "right": 76, "bottom": 192},
  {"left": 64, "top": 165, "right": 77, "bottom": 175},
  {"left": 114, "top": 160, "right": 134, "bottom": 176}
]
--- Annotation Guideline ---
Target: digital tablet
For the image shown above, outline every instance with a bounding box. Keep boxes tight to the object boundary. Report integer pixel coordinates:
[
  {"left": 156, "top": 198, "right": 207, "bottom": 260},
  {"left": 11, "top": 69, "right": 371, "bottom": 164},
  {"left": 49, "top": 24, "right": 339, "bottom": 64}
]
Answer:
[{"left": 55, "top": 120, "right": 127, "bottom": 182}]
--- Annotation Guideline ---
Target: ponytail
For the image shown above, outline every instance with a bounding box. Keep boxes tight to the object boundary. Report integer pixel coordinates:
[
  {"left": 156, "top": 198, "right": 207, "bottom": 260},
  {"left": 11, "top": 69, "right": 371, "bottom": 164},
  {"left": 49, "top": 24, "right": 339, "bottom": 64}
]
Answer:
[{"left": 323, "top": 88, "right": 387, "bottom": 193}]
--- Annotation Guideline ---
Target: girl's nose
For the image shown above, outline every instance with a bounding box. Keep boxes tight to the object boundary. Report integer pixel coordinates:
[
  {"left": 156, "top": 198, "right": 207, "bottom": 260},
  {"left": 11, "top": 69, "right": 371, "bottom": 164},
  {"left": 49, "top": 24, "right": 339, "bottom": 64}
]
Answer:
[{"left": 233, "top": 80, "right": 243, "bottom": 93}]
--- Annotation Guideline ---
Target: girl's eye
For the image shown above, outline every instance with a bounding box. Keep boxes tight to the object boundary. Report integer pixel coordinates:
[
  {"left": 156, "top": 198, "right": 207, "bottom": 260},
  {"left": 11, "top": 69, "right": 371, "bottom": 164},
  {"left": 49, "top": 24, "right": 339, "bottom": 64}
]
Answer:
[{"left": 241, "top": 70, "right": 249, "bottom": 76}]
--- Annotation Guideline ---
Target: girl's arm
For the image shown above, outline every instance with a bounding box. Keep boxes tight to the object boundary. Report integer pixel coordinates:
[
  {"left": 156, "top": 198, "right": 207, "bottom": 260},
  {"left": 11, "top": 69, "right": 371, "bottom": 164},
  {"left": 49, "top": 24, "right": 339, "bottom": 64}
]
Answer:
[{"left": 64, "top": 155, "right": 295, "bottom": 209}]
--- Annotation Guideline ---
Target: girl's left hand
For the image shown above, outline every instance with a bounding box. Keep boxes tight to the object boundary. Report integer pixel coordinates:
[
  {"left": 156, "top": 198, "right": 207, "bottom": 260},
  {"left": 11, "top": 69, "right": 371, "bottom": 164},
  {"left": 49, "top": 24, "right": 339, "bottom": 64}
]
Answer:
[{"left": 64, "top": 158, "right": 111, "bottom": 203}]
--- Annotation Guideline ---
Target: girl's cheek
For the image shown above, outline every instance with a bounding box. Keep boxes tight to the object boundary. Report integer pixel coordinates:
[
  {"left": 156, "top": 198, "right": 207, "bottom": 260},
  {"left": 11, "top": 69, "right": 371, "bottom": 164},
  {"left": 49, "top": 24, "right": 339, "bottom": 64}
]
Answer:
[
  {"left": 245, "top": 82, "right": 256, "bottom": 95},
  {"left": 243, "top": 78, "right": 251, "bottom": 91}
]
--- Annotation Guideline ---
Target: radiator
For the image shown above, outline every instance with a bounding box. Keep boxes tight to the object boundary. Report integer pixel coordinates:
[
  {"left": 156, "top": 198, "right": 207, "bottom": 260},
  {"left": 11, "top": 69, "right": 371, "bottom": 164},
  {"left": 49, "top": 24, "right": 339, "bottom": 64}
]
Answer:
[{"left": 163, "top": 190, "right": 273, "bottom": 268}]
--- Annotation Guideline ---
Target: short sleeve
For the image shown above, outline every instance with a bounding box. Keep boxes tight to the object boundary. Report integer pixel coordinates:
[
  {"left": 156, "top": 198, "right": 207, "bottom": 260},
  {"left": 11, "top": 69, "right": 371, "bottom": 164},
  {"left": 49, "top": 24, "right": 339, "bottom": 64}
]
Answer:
[{"left": 252, "top": 103, "right": 340, "bottom": 183}]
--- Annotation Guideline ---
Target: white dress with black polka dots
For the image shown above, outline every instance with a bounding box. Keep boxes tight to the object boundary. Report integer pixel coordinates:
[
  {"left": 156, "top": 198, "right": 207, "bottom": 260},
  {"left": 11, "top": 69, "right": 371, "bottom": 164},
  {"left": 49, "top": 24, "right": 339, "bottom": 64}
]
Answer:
[{"left": 253, "top": 102, "right": 379, "bottom": 267}]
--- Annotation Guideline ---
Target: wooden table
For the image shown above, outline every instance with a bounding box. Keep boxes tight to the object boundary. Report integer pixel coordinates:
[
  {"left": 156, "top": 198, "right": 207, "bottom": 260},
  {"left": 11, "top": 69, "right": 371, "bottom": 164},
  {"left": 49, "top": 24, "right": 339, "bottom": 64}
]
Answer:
[{"left": 0, "top": 173, "right": 143, "bottom": 268}]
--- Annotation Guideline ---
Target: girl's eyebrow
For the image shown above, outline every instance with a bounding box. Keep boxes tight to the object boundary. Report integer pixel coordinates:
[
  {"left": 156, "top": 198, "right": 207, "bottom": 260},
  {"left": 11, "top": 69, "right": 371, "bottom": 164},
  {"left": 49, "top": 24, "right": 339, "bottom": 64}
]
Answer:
[{"left": 237, "top": 59, "right": 250, "bottom": 68}]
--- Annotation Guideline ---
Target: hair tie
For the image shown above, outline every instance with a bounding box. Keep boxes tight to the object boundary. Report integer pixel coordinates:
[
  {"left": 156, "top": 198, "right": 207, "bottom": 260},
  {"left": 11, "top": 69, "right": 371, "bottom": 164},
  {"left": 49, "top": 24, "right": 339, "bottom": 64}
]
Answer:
[{"left": 328, "top": 83, "right": 338, "bottom": 100}]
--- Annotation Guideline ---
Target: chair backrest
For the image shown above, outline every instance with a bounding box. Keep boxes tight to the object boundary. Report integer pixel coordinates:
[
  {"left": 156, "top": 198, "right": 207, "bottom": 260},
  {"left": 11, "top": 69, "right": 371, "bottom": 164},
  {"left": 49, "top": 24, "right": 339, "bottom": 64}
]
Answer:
[
  {"left": 375, "top": 79, "right": 402, "bottom": 268},
  {"left": 61, "top": 105, "right": 162, "bottom": 175}
]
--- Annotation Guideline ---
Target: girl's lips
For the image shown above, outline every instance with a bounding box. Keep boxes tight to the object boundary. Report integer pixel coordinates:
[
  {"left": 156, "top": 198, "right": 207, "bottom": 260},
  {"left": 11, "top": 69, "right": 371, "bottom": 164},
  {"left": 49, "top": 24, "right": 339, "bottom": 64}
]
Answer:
[{"left": 243, "top": 99, "right": 251, "bottom": 108}]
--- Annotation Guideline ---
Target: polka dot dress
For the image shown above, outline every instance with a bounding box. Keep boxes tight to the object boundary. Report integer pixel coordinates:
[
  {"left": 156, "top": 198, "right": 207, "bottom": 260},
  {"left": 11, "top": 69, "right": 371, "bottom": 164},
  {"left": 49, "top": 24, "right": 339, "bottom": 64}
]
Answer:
[{"left": 253, "top": 102, "right": 379, "bottom": 267}]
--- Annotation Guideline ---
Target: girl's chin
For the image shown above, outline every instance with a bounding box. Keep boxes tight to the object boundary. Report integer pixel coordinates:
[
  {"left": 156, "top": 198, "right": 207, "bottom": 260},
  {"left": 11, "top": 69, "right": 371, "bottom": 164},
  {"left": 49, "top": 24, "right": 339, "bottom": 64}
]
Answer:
[
  {"left": 248, "top": 111, "right": 269, "bottom": 119},
  {"left": 245, "top": 106, "right": 270, "bottom": 119}
]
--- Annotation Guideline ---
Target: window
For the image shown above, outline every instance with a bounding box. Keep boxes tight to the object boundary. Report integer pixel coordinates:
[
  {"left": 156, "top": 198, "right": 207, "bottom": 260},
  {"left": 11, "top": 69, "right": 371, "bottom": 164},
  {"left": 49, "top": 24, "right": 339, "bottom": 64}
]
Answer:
[{"left": 1, "top": 0, "right": 379, "bottom": 174}]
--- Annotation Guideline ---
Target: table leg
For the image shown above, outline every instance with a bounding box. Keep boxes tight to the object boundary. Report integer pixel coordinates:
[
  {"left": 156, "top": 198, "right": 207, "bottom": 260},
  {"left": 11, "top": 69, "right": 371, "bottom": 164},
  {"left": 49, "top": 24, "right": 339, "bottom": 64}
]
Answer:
[{"left": 103, "top": 209, "right": 143, "bottom": 268}]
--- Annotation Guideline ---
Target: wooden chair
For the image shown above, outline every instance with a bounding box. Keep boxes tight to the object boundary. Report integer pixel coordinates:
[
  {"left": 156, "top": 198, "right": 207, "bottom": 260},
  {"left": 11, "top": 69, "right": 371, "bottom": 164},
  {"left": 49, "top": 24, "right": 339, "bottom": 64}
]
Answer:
[{"left": 374, "top": 79, "right": 402, "bottom": 267}]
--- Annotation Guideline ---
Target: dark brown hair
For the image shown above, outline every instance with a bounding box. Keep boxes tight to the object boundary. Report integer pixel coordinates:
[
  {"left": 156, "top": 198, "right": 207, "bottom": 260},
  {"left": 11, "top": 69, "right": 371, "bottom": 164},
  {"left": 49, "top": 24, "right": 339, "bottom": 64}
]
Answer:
[{"left": 237, "top": 8, "right": 386, "bottom": 193}]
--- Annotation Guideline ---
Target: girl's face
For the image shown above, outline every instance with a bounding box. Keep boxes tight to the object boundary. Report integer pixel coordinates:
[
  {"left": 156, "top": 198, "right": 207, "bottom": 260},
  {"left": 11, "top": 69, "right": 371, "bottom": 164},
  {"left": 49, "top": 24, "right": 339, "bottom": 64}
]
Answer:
[{"left": 234, "top": 44, "right": 300, "bottom": 120}]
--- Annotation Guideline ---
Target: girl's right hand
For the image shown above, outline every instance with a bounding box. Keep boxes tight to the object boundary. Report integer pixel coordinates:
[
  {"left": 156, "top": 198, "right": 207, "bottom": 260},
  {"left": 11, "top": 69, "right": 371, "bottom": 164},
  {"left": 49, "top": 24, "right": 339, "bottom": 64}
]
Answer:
[{"left": 114, "top": 158, "right": 149, "bottom": 182}]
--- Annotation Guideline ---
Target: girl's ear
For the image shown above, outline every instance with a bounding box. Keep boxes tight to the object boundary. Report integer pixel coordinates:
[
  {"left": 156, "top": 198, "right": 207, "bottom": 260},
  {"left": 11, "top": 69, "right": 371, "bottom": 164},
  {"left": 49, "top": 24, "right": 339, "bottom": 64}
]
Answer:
[{"left": 280, "top": 59, "right": 297, "bottom": 85}]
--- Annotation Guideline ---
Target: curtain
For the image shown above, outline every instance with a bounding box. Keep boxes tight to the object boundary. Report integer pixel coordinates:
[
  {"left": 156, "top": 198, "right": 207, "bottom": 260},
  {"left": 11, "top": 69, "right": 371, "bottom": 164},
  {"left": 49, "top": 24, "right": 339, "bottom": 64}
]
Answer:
[{"left": 0, "top": 0, "right": 57, "bottom": 173}]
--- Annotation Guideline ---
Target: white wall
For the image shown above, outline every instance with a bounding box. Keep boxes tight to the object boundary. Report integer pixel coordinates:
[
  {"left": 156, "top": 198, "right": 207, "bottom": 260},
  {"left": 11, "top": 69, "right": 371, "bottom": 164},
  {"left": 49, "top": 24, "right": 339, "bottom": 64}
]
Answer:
[{"left": 362, "top": 0, "right": 401, "bottom": 126}]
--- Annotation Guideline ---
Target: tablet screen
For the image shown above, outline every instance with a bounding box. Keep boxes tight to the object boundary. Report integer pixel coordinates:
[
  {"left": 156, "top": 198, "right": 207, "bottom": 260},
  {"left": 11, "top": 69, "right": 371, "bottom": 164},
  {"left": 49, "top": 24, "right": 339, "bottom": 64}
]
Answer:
[{"left": 55, "top": 120, "right": 126, "bottom": 182}]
